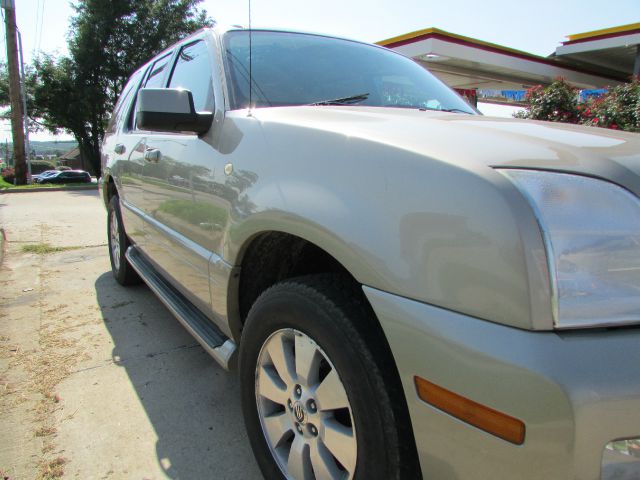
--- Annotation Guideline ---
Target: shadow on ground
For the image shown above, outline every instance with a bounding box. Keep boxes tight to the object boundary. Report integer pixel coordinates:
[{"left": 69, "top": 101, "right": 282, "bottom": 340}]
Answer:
[{"left": 94, "top": 271, "right": 261, "bottom": 479}]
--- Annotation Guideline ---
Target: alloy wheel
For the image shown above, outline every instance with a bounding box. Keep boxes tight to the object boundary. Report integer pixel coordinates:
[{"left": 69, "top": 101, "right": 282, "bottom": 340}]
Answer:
[
  {"left": 255, "top": 328, "right": 357, "bottom": 480},
  {"left": 110, "top": 211, "right": 121, "bottom": 271}
]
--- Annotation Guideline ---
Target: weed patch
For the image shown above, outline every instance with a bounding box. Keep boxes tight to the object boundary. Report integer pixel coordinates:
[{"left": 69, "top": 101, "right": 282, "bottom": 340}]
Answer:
[{"left": 21, "top": 244, "right": 79, "bottom": 255}]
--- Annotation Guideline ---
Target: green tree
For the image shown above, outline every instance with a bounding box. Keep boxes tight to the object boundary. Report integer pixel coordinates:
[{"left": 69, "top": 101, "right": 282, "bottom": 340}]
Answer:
[
  {"left": 23, "top": 0, "right": 213, "bottom": 175},
  {"left": 0, "top": 63, "right": 9, "bottom": 107}
]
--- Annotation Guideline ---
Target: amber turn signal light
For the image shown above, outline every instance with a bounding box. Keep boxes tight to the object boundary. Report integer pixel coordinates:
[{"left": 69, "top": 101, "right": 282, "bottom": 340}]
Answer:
[{"left": 414, "top": 376, "right": 525, "bottom": 445}]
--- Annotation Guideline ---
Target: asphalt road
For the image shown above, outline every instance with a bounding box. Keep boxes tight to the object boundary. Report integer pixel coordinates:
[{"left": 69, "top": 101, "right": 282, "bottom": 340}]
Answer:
[{"left": 0, "top": 190, "right": 261, "bottom": 480}]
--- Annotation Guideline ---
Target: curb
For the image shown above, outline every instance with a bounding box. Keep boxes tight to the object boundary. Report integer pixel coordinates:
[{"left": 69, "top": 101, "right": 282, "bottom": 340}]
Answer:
[
  {"left": 0, "top": 228, "right": 5, "bottom": 267},
  {"left": 0, "top": 185, "right": 98, "bottom": 194}
]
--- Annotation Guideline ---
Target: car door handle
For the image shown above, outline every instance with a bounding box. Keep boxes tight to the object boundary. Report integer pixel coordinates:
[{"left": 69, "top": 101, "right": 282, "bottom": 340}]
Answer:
[
  {"left": 144, "top": 149, "right": 161, "bottom": 163},
  {"left": 114, "top": 143, "right": 126, "bottom": 155}
]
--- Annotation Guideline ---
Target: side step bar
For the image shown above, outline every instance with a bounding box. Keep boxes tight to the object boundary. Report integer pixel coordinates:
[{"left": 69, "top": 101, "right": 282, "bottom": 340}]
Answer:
[{"left": 125, "top": 246, "right": 236, "bottom": 370}]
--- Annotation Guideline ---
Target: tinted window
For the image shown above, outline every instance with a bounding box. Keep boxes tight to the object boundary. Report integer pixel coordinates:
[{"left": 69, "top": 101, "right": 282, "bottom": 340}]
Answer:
[
  {"left": 145, "top": 54, "right": 172, "bottom": 88},
  {"left": 168, "top": 40, "right": 213, "bottom": 111},
  {"left": 129, "top": 53, "right": 173, "bottom": 130},
  {"left": 106, "top": 68, "right": 145, "bottom": 133},
  {"left": 223, "top": 31, "right": 475, "bottom": 114}
]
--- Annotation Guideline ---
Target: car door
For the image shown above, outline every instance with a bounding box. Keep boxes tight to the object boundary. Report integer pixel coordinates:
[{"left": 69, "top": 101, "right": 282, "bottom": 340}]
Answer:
[
  {"left": 140, "top": 37, "right": 227, "bottom": 313},
  {"left": 112, "top": 53, "right": 174, "bottom": 250}
]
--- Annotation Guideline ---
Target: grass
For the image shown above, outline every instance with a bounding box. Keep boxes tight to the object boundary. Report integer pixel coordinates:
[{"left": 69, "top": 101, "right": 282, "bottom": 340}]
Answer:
[
  {"left": 0, "top": 177, "right": 96, "bottom": 190},
  {"left": 37, "top": 457, "right": 66, "bottom": 480},
  {"left": 21, "top": 243, "right": 81, "bottom": 255},
  {"left": 35, "top": 425, "right": 57, "bottom": 437}
]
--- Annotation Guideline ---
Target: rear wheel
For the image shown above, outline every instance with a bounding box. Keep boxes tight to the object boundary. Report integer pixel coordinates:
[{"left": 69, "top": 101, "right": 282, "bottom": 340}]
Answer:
[
  {"left": 240, "top": 275, "right": 408, "bottom": 480},
  {"left": 108, "top": 195, "right": 141, "bottom": 286}
]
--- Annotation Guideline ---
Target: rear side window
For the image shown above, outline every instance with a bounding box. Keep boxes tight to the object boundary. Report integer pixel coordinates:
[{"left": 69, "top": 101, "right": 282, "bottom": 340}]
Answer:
[
  {"left": 106, "top": 68, "right": 145, "bottom": 134},
  {"left": 168, "top": 40, "right": 213, "bottom": 111},
  {"left": 145, "top": 54, "right": 172, "bottom": 88},
  {"left": 128, "top": 53, "right": 173, "bottom": 130}
]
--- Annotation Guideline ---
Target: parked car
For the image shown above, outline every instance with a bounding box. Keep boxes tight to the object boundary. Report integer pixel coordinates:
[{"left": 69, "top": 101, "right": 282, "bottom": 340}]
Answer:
[
  {"left": 39, "top": 170, "right": 91, "bottom": 184},
  {"left": 100, "top": 26, "right": 640, "bottom": 480},
  {"left": 32, "top": 170, "right": 60, "bottom": 183}
]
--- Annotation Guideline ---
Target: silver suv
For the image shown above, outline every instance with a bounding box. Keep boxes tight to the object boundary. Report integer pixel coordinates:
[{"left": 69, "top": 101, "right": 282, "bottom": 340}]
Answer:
[{"left": 101, "top": 26, "right": 640, "bottom": 480}]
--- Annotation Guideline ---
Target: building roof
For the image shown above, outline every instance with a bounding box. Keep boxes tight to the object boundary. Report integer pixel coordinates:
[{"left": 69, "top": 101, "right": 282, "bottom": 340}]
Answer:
[{"left": 60, "top": 147, "right": 80, "bottom": 160}]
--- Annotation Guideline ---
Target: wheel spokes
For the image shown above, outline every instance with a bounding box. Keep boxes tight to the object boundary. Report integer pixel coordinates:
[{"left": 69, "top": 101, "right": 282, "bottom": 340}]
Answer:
[
  {"left": 322, "top": 419, "right": 357, "bottom": 474},
  {"left": 257, "top": 364, "right": 289, "bottom": 406},
  {"left": 310, "top": 440, "right": 343, "bottom": 480},
  {"left": 263, "top": 411, "right": 294, "bottom": 449},
  {"left": 315, "top": 369, "right": 349, "bottom": 412},
  {"left": 110, "top": 214, "right": 120, "bottom": 269},
  {"left": 294, "top": 333, "right": 320, "bottom": 386},
  {"left": 287, "top": 435, "right": 313, "bottom": 480},
  {"left": 256, "top": 329, "right": 357, "bottom": 480},
  {"left": 267, "top": 334, "right": 296, "bottom": 387}
]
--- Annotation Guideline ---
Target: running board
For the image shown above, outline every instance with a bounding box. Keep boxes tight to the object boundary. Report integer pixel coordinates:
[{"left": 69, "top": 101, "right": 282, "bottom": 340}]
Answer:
[{"left": 125, "top": 246, "right": 236, "bottom": 370}]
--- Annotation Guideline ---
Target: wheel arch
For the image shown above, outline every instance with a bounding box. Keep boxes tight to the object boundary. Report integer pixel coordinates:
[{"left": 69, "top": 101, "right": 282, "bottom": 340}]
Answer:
[
  {"left": 103, "top": 171, "right": 118, "bottom": 207},
  {"left": 229, "top": 228, "right": 422, "bottom": 477}
]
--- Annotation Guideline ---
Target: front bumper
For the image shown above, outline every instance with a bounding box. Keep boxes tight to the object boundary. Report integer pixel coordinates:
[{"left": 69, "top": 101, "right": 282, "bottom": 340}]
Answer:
[{"left": 364, "top": 286, "right": 640, "bottom": 480}]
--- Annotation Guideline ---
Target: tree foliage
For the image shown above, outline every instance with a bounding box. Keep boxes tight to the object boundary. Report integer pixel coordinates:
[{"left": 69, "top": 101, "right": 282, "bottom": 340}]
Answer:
[{"left": 7, "top": 0, "right": 213, "bottom": 175}]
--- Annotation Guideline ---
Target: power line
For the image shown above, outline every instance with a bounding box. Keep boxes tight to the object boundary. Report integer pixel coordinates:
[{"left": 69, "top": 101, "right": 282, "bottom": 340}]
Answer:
[
  {"left": 34, "top": 0, "right": 41, "bottom": 52},
  {"left": 37, "top": 0, "right": 45, "bottom": 53}
]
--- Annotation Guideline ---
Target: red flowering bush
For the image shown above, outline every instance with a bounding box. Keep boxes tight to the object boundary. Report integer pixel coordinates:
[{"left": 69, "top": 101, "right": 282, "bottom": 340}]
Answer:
[
  {"left": 581, "top": 79, "right": 640, "bottom": 131},
  {"left": 1, "top": 167, "right": 15, "bottom": 184},
  {"left": 514, "top": 78, "right": 581, "bottom": 123},
  {"left": 516, "top": 77, "right": 640, "bottom": 132}
]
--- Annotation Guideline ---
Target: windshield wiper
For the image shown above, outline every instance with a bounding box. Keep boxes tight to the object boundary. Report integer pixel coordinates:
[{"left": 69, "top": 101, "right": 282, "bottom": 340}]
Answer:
[
  {"left": 419, "top": 107, "right": 473, "bottom": 114},
  {"left": 310, "top": 93, "right": 369, "bottom": 106}
]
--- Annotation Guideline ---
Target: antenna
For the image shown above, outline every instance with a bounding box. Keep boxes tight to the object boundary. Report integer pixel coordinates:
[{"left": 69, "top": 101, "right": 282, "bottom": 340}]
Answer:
[{"left": 248, "top": 0, "right": 253, "bottom": 116}]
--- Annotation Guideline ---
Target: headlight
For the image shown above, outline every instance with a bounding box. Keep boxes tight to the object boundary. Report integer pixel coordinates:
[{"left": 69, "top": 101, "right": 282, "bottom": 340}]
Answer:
[{"left": 500, "top": 169, "right": 640, "bottom": 329}]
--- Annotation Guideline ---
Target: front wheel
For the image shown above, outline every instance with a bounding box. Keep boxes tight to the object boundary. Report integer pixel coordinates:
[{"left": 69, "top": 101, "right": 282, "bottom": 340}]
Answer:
[{"left": 239, "top": 275, "right": 408, "bottom": 480}]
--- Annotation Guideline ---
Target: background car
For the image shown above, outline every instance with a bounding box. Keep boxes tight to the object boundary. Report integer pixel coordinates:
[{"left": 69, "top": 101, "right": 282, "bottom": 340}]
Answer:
[
  {"left": 32, "top": 170, "right": 61, "bottom": 183},
  {"left": 39, "top": 170, "right": 92, "bottom": 184}
]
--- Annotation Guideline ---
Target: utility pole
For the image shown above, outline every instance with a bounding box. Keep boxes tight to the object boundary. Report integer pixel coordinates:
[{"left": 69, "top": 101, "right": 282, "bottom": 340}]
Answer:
[
  {"left": 17, "top": 28, "right": 31, "bottom": 179},
  {"left": 2, "top": 0, "right": 26, "bottom": 185}
]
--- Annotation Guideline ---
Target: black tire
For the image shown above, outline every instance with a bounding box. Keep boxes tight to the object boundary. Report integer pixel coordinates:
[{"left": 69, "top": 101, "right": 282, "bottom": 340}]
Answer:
[
  {"left": 107, "top": 195, "right": 141, "bottom": 286},
  {"left": 239, "top": 275, "right": 414, "bottom": 480}
]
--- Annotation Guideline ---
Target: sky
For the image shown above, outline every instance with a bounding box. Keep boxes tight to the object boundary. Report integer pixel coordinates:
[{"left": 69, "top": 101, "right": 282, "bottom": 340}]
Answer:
[{"left": 3, "top": 0, "right": 640, "bottom": 142}]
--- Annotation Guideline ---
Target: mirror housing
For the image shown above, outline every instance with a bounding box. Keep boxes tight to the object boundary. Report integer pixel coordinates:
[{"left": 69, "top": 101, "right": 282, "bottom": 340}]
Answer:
[{"left": 136, "top": 88, "right": 213, "bottom": 134}]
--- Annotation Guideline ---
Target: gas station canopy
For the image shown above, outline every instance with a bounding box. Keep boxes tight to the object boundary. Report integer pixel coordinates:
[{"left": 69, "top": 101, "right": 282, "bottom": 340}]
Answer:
[
  {"left": 377, "top": 23, "right": 639, "bottom": 105},
  {"left": 553, "top": 23, "right": 640, "bottom": 79}
]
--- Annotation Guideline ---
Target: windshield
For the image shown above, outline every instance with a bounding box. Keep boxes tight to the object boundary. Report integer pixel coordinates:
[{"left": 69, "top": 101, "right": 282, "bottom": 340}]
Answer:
[{"left": 223, "top": 30, "right": 476, "bottom": 114}]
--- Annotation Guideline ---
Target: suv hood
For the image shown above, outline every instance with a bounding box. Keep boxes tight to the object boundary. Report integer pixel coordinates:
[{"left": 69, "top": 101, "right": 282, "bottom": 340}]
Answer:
[{"left": 254, "top": 106, "right": 640, "bottom": 195}]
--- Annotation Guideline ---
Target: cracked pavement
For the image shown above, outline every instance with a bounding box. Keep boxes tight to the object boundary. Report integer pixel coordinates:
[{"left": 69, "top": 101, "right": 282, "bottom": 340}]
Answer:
[{"left": 0, "top": 190, "right": 261, "bottom": 479}]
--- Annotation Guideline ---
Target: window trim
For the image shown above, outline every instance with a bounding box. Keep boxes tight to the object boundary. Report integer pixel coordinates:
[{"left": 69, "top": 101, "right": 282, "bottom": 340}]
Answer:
[
  {"left": 127, "top": 52, "right": 174, "bottom": 132},
  {"left": 167, "top": 39, "right": 214, "bottom": 112}
]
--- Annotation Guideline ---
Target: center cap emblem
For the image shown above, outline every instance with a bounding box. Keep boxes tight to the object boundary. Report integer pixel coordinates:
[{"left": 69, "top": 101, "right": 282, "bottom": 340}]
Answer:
[{"left": 293, "top": 402, "right": 306, "bottom": 423}]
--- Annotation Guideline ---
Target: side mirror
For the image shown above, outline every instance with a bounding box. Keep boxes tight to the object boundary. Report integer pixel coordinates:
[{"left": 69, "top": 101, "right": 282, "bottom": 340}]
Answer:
[{"left": 136, "top": 88, "right": 213, "bottom": 134}]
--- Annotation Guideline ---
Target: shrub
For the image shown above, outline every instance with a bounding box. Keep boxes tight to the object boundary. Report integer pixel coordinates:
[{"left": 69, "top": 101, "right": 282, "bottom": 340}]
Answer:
[
  {"left": 516, "top": 77, "right": 640, "bottom": 132},
  {"left": 29, "top": 160, "right": 56, "bottom": 174},
  {"left": 2, "top": 167, "right": 15, "bottom": 184},
  {"left": 581, "top": 79, "right": 640, "bottom": 132},
  {"left": 514, "top": 78, "right": 580, "bottom": 124}
]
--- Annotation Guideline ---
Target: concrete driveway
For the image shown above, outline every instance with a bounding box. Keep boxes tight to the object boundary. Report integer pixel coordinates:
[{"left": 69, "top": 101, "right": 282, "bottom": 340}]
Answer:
[{"left": 0, "top": 190, "right": 261, "bottom": 479}]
